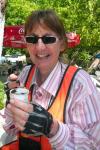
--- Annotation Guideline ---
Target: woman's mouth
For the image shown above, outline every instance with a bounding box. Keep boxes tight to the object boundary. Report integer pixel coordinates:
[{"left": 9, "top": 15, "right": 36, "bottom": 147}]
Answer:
[{"left": 36, "top": 54, "right": 50, "bottom": 58}]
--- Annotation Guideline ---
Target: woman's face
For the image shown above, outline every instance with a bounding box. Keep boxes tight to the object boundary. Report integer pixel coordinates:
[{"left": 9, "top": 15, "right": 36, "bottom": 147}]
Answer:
[{"left": 26, "top": 24, "right": 64, "bottom": 75}]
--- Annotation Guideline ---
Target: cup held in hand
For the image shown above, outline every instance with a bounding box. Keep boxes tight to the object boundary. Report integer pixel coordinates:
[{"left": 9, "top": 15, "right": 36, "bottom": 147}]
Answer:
[{"left": 10, "top": 87, "right": 29, "bottom": 103}]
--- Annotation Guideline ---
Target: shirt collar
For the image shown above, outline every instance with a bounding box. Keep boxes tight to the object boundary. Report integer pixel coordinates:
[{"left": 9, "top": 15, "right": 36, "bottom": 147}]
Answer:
[{"left": 32, "top": 61, "right": 62, "bottom": 96}]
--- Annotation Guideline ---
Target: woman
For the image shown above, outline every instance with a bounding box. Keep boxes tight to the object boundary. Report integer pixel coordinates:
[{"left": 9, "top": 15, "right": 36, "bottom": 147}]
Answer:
[{"left": 2, "top": 9, "right": 100, "bottom": 150}]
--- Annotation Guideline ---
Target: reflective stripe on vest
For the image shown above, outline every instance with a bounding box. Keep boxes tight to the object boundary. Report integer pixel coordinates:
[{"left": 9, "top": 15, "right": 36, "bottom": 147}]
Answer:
[{"left": 48, "top": 65, "right": 78, "bottom": 122}]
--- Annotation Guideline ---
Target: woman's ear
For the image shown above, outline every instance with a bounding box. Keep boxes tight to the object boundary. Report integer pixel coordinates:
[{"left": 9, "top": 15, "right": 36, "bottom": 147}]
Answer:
[{"left": 60, "top": 40, "right": 66, "bottom": 52}]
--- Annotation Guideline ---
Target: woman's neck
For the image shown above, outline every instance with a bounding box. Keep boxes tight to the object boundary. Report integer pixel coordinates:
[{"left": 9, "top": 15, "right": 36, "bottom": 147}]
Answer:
[
  {"left": 36, "top": 69, "right": 50, "bottom": 86},
  {"left": 36, "top": 62, "right": 58, "bottom": 86}
]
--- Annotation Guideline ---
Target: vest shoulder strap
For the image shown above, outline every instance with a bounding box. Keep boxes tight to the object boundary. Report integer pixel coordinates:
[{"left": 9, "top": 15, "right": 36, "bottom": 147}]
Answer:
[
  {"left": 48, "top": 65, "right": 80, "bottom": 122},
  {"left": 62, "top": 65, "right": 79, "bottom": 99}
]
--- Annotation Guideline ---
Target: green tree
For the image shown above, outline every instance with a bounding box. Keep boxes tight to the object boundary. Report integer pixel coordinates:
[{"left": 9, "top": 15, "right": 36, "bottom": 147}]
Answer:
[
  {"left": 0, "top": 81, "right": 5, "bottom": 109},
  {"left": 5, "top": 0, "right": 38, "bottom": 25}
]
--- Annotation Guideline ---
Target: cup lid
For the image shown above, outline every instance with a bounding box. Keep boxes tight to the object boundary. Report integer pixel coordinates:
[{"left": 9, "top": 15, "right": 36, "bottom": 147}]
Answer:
[{"left": 10, "top": 87, "right": 29, "bottom": 95}]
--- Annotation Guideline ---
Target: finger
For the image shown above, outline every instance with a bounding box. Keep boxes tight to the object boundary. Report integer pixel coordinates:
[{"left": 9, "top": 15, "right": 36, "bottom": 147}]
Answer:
[
  {"left": 15, "top": 121, "right": 25, "bottom": 131},
  {"left": 8, "top": 81, "right": 20, "bottom": 89},
  {"left": 8, "top": 74, "right": 18, "bottom": 81},
  {"left": 7, "top": 103, "right": 29, "bottom": 121},
  {"left": 14, "top": 115, "right": 27, "bottom": 127},
  {"left": 10, "top": 99, "right": 33, "bottom": 113}
]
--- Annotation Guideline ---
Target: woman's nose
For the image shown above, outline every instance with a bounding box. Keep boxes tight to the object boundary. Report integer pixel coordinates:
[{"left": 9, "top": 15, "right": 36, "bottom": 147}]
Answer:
[{"left": 36, "top": 38, "right": 46, "bottom": 49}]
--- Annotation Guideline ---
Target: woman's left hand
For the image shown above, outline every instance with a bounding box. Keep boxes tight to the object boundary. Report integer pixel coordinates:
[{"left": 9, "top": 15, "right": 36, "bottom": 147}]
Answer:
[{"left": 7, "top": 99, "right": 33, "bottom": 131}]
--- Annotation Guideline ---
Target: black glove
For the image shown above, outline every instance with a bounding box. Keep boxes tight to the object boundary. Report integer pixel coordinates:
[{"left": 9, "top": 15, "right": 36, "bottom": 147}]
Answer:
[{"left": 23, "top": 104, "right": 53, "bottom": 137}]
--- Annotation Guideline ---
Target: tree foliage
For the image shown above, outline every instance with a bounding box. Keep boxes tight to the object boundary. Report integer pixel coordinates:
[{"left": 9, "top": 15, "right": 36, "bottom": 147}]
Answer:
[{"left": 0, "top": 81, "right": 5, "bottom": 109}]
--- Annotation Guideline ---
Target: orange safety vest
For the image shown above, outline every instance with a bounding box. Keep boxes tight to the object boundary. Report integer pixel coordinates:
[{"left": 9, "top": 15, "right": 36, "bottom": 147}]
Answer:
[{"left": 1, "top": 65, "right": 79, "bottom": 150}]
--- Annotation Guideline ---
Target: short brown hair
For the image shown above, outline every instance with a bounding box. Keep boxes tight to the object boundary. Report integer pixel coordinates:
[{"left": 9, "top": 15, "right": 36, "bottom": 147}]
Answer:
[{"left": 24, "top": 9, "right": 66, "bottom": 43}]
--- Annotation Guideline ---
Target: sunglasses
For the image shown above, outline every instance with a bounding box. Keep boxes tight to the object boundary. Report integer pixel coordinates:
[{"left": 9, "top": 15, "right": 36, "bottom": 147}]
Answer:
[{"left": 25, "top": 35, "right": 59, "bottom": 44}]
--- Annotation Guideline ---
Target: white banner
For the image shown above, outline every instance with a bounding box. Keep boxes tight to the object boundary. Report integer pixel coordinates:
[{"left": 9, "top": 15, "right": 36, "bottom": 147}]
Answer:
[{"left": 0, "top": 13, "right": 5, "bottom": 57}]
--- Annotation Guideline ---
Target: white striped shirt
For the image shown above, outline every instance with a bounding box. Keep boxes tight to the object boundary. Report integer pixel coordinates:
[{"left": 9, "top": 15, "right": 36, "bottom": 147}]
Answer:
[{"left": 4, "top": 61, "right": 100, "bottom": 150}]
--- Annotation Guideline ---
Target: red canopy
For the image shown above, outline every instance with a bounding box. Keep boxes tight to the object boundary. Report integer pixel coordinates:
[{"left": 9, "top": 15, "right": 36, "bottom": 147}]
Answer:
[
  {"left": 3, "top": 25, "right": 80, "bottom": 49},
  {"left": 66, "top": 32, "right": 80, "bottom": 48},
  {"left": 3, "top": 25, "right": 26, "bottom": 49}
]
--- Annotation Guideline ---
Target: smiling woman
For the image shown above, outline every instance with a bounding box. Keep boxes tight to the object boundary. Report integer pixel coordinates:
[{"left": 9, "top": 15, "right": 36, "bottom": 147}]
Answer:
[{"left": 1, "top": 9, "right": 100, "bottom": 150}]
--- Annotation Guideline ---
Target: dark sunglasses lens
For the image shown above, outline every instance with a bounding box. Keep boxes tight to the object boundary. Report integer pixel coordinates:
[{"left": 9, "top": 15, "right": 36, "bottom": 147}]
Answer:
[
  {"left": 26, "top": 36, "right": 38, "bottom": 44},
  {"left": 43, "top": 36, "right": 56, "bottom": 44}
]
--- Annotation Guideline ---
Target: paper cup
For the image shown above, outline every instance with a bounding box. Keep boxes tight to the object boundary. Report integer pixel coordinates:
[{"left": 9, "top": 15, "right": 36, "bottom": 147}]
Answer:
[{"left": 10, "top": 87, "right": 29, "bottom": 103}]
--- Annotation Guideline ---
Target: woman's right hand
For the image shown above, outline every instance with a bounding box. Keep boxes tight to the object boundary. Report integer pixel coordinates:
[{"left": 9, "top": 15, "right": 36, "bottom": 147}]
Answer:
[
  {"left": 7, "top": 73, "right": 19, "bottom": 89},
  {"left": 4, "top": 73, "right": 20, "bottom": 105},
  {"left": 7, "top": 99, "right": 33, "bottom": 132}
]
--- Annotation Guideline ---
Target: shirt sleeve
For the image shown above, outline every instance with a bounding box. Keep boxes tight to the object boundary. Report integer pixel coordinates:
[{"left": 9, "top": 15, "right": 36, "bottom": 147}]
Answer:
[
  {"left": 49, "top": 70, "right": 100, "bottom": 150},
  {"left": 3, "top": 107, "right": 18, "bottom": 135}
]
